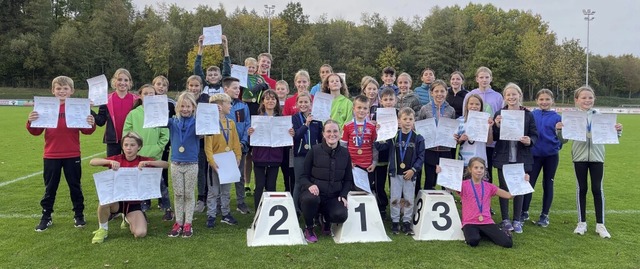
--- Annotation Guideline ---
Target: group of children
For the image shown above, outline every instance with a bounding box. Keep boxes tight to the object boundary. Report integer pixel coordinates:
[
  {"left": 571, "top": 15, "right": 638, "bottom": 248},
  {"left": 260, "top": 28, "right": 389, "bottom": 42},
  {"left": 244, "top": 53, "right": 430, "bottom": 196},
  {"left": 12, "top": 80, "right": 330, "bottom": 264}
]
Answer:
[{"left": 27, "top": 37, "right": 623, "bottom": 247}]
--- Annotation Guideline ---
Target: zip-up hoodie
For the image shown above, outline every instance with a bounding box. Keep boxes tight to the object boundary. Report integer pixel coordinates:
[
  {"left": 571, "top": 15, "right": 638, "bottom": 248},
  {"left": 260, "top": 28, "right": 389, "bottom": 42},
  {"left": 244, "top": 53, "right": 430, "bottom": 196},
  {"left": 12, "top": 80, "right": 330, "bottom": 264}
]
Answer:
[
  {"left": 396, "top": 90, "right": 422, "bottom": 114},
  {"left": 559, "top": 108, "right": 610, "bottom": 163},
  {"left": 531, "top": 109, "right": 563, "bottom": 157}
]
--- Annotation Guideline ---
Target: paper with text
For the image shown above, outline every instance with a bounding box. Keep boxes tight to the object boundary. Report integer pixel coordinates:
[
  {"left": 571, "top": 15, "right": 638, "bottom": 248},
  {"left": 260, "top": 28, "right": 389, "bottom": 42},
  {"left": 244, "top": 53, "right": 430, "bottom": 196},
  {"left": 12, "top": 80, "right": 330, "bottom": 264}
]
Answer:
[
  {"left": 499, "top": 110, "right": 524, "bottom": 141},
  {"left": 375, "top": 107, "right": 398, "bottom": 141},
  {"left": 436, "top": 158, "right": 464, "bottom": 192},
  {"left": 561, "top": 111, "right": 587, "bottom": 141},
  {"left": 31, "top": 96, "right": 60, "bottom": 128},
  {"left": 352, "top": 167, "right": 372, "bottom": 194},
  {"left": 250, "top": 116, "right": 293, "bottom": 147},
  {"left": 213, "top": 151, "right": 241, "bottom": 184},
  {"left": 196, "top": 103, "right": 220, "bottom": 135},
  {"left": 231, "top": 65, "right": 249, "bottom": 88},
  {"left": 93, "top": 168, "right": 162, "bottom": 205},
  {"left": 64, "top": 98, "right": 91, "bottom": 128},
  {"left": 87, "top": 75, "right": 108, "bottom": 106},
  {"left": 143, "top": 95, "right": 169, "bottom": 128},
  {"left": 591, "top": 114, "right": 618, "bottom": 144},
  {"left": 311, "top": 92, "right": 333, "bottom": 123},
  {"left": 502, "top": 163, "right": 534, "bottom": 196},
  {"left": 464, "top": 111, "right": 490, "bottom": 143},
  {"left": 435, "top": 118, "right": 459, "bottom": 148},
  {"left": 415, "top": 118, "right": 436, "bottom": 149},
  {"left": 202, "top": 25, "right": 222, "bottom": 45}
]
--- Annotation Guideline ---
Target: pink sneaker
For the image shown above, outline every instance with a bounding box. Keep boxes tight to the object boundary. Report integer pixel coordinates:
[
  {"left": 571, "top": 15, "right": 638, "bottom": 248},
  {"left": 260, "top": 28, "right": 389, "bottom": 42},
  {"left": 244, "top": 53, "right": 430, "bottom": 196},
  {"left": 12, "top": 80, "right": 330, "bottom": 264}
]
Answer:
[{"left": 304, "top": 227, "right": 318, "bottom": 243}]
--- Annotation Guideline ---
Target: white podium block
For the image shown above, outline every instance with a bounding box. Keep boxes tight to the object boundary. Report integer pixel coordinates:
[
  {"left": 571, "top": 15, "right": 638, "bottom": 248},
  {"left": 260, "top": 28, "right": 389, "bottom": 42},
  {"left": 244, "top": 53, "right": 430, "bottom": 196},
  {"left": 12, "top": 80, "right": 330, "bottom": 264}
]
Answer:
[
  {"left": 247, "top": 192, "right": 306, "bottom": 247},
  {"left": 333, "top": 191, "right": 391, "bottom": 243},
  {"left": 412, "top": 190, "right": 465, "bottom": 241}
]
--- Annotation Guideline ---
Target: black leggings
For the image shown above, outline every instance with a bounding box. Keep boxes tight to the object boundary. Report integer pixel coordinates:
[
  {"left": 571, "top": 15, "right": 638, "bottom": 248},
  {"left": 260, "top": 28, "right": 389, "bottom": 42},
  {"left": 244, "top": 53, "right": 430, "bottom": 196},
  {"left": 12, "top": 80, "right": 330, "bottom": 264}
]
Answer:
[
  {"left": 374, "top": 165, "right": 389, "bottom": 212},
  {"left": 424, "top": 150, "right": 452, "bottom": 190},
  {"left": 574, "top": 162, "right": 605, "bottom": 224},
  {"left": 281, "top": 147, "right": 295, "bottom": 192},
  {"left": 254, "top": 165, "right": 279, "bottom": 210},
  {"left": 299, "top": 191, "right": 348, "bottom": 228},
  {"left": 523, "top": 155, "right": 558, "bottom": 215},
  {"left": 498, "top": 168, "right": 524, "bottom": 221},
  {"left": 463, "top": 224, "right": 512, "bottom": 248}
]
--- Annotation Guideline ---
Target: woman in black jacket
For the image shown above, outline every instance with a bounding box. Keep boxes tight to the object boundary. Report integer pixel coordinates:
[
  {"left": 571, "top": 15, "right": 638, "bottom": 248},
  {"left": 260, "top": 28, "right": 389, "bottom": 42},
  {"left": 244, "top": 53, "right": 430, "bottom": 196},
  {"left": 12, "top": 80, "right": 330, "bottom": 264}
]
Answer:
[{"left": 298, "top": 119, "right": 353, "bottom": 243}]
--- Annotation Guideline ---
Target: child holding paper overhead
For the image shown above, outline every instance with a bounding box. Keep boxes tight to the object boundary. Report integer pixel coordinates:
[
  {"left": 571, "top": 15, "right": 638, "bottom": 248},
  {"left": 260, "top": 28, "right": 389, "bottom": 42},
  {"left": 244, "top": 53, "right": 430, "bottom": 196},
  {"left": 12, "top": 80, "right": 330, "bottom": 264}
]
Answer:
[
  {"left": 322, "top": 73, "right": 352, "bottom": 129},
  {"left": 492, "top": 83, "right": 538, "bottom": 234},
  {"left": 248, "top": 90, "right": 294, "bottom": 210},
  {"left": 89, "top": 132, "right": 169, "bottom": 244},
  {"left": 194, "top": 34, "right": 230, "bottom": 95},
  {"left": 376, "top": 107, "right": 425, "bottom": 235},
  {"left": 28, "top": 76, "right": 96, "bottom": 232},
  {"left": 204, "top": 93, "right": 242, "bottom": 228},
  {"left": 557, "top": 86, "right": 622, "bottom": 238},
  {"left": 122, "top": 84, "right": 171, "bottom": 215},
  {"left": 166, "top": 92, "right": 199, "bottom": 238},
  {"left": 459, "top": 157, "right": 514, "bottom": 248},
  {"left": 521, "top": 89, "right": 564, "bottom": 227}
]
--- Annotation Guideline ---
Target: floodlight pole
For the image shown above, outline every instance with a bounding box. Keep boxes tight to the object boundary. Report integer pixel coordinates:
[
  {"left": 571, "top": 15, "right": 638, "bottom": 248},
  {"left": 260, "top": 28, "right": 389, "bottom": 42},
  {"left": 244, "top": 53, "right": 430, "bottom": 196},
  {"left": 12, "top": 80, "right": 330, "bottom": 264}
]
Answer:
[{"left": 583, "top": 9, "right": 595, "bottom": 86}]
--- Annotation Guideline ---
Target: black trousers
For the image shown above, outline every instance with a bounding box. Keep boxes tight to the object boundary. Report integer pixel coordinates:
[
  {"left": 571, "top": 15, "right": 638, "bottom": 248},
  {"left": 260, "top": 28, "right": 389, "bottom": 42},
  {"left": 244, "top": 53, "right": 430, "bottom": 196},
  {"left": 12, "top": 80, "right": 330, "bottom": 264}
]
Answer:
[
  {"left": 498, "top": 168, "right": 524, "bottom": 221},
  {"left": 574, "top": 162, "right": 605, "bottom": 223},
  {"left": 462, "top": 224, "right": 512, "bottom": 248},
  {"left": 523, "top": 155, "right": 559, "bottom": 215},
  {"left": 424, "top": 150, "right": 453, "bottom": 190},
  {"left": 41, "top": 157, "right": 84, "bottom": 218},
  {"left": 299, "top": 191, "right": 348, "bottom": 228},
  {"left": 281, "top": 147, "right": 295, "bottom": 192},
  {"left": 106, "top": 143, "right": 121, "bottom": 157},
  {"left": 374, "top": 165, "right": 389, "bottom": 212},
  {"left": 254, "top": 165, "right": 279, "bottom": 210}
]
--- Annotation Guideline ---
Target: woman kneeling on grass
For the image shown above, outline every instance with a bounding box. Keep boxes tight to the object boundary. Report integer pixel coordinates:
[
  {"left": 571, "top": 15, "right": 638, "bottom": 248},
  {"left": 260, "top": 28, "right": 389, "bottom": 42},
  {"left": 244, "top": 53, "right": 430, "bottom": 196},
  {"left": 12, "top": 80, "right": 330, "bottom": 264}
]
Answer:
[{"left": 89, "top": 132, "right": 168, "bottom": 244}]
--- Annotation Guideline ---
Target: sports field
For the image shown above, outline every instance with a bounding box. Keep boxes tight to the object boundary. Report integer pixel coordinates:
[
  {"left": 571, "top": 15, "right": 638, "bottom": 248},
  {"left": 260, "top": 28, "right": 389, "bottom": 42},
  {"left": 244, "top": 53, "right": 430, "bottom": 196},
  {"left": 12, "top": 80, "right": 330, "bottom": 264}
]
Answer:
[{"left": 1, "top": 106, "right": 638, "bottom": 268}]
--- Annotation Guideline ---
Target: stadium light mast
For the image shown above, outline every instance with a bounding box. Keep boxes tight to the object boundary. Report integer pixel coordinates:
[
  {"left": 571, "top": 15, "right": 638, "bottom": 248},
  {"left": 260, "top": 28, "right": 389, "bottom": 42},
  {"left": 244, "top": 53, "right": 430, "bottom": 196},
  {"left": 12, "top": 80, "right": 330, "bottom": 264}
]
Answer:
[
  {"left": 583, "top": 9, "right": 595, "bottom": 86},
  {"left": 264, "top": 4, "right": 276, "bottom": 55}
]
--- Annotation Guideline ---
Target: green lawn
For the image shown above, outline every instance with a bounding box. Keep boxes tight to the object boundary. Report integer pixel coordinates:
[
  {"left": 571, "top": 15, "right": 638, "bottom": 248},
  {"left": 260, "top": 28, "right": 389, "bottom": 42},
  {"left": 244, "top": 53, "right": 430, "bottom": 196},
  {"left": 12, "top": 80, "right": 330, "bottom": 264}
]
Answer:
[{"left": 1, "top": 106, "right": 639, "bottom": 268}]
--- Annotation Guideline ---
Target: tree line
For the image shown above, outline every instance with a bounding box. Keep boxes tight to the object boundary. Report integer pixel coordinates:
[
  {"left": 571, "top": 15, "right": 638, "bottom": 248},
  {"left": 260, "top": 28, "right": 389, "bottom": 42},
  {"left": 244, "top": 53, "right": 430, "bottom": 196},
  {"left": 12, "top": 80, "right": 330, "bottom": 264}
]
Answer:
[{"left": 2, "top": 0, "right": 639, "bottom": 101}]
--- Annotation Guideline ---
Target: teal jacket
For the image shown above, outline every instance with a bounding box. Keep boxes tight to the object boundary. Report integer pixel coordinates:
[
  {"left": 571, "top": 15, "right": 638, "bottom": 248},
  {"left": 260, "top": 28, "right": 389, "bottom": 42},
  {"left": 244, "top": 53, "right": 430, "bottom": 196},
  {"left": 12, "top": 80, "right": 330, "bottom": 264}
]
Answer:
[{"left": 122, "top": 105, "right": 170, "bottom": 160}]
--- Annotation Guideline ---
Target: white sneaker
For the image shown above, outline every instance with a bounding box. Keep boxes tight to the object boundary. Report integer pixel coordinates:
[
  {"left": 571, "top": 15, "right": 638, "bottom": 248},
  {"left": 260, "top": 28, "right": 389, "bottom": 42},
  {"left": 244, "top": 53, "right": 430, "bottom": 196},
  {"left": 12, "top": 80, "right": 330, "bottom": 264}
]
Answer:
[
  {"left": 595, "top": 224, "right": 611, "bottom": 238},
  {"left": 573, "top": 222, "right": 587, "bottom": 235},
  {"left": 194, "top": 200, "right": 205, "bottom": 213}
]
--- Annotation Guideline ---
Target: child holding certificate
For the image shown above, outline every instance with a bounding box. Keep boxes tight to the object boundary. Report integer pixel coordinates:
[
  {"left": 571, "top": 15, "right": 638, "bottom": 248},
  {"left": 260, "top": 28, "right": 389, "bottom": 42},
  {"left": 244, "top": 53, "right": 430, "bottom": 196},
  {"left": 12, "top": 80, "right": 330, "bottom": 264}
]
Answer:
[
  {"left": 341, "top": 95, "right": 378, "bottom": 195},
  {"left": 292, "top": 91, "right": 323, "bottom": 211},
  {"left": 492, "top": 83, "right": 538, "bottom": 234},
  {"left": 248, "top": 90, "right": 294, "bottom": 210},
  {"left": 153, "top": 75, "right": 175, "bottom": 220},
  {"left": 459, "top": 157, "right": 514, "bottom": 248},
  {"left": 89, "top": 132, "right": 169, "bottom": 244},
  {"left": 373, "top": 88, "right": 397, "bottom": 219},
  {"left": 375, "top": 108, "right": 425, "bottom": 235},
  {"left": 557, "top": 86, "right": 622, "bottom": 238},
  {"left": 322, "top": 73, "right": 352, "bottom": 129},
  {"left": 457, "top": 94, "right": 494, "bottom": 168},
  {"left": 521, "top": 89, "right": 564, "bottom": 227},
  {"left": 28, "top": 76, "right": 96, "bottom": 231},
  {"left": 166, "top": 92, "right": 199, "bottom": 238},
  {"left": 204, "top": 93, "right": 242, "bottom": 228}
]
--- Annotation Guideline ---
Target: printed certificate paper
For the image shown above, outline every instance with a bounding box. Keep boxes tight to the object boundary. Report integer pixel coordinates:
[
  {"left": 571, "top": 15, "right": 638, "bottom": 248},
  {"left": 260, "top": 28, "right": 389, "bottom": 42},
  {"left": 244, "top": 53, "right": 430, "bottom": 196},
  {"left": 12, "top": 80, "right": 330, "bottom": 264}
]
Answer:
[
  {"left": 202, "top": 25, "right": 222, "bottom": 45},
  {"left": 196, "top": 103, "right": 220, "bottom": 135},
  {"left": 591, "top": 114, "right": 618, "bottom": 144},
  {"left": 31, "top": 96, "right": 60, "bottom": 128},
  {"left": 436, "top": 158, "right": 464, "bottom": 192},
  {"left": 93, "top": 168, "right": 162, "bottom": 205},
  {"left": 502, "top": 163, "right": 534, "bottom": 196},
  {"left": 64, "top": 98, "right": 91, "bottom": 128},
  {"left": 561, "top": 111, "right": 587, "bottom": 141},
  {"left": 499, "top": 110, "right": 524, "bottom": 141},
  {"left": 352, "top": 167, "right": 372, "bottom": 194},
  {"left": 87, "top": 75, "right": 108, "bottom": 106},
  {"left": 375, "top": 107, "right": 398, "bottom": 142},
  {"left": 250, "top": 116, "right": 293, "bottom": 147},
  {"left": 464, "top": 111, "right": 490, "bottom": 143},
  {"left": 311, "top": 92, "right": 333, "bottom": 123},
  {"left": 143, "top": 95, "right": 169, "bottom": 128}
]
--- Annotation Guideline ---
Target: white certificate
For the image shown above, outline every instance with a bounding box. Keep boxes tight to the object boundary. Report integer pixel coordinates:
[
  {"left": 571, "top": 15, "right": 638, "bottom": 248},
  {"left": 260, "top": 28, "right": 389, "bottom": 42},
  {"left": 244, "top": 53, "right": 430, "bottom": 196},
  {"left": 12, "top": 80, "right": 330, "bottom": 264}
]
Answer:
[
  {"left": 337, "top": 73, "right": 346, "bottom": 85},
  {"left": 196, "top": 103, "right": 220, "bottom": 135},
  {"left": 591, "top": 114, "right": 618, "bottom": 144},
  {"left": 202, "top": 25, "right": 222, "bottom": 45},
  {"left": 375, "top": 107, "right": 398, "bottom": 141},
  {"left": 231, "top": 65, "right": 249, "bottom": 88},
  {"left": 213, "top": 151, "right": 241, "bottom": 184},
  {"left": 436, "top": 158, "right": 464, "bottom": 192},
  {"left": 250, "top": 116, "right": 293, "bottom": 147},
  {"left": 502, "top": 163, "right": 534, "bottom": 196},
  {"left": 415, "top": 118, "right": 436, "bottom": 149},
  {"left": 143, "top": 95, "right": 169, "bottom": 128},
  {"left": 561, "top": 111, "right": 587, "bottom": 141},
  {"left": 31, "top": 96, "right": 60, "bottom": 128},
  {"left": 352, "top": 167, "right": 372, "bottom": 194},
  {"left": 311, "top": 92, "right": 333, "bottom": 123},
  {"left": 435, "top": 118, "right": 459, "bottom": 148},
  {"left": 87, "top": 74, "right": 108, "bottom": 106},
  {"left": 464, "top": 111, "right": 490, "bottom": 143},
  {"left": 92, "top": 168, "right": 162, "bottom": 205},
  {"left": 64, "top": 98, "right": 91, "bottom": 128},
  {"left": 499, "top": 110, "right": 524, "bottom": 141}
]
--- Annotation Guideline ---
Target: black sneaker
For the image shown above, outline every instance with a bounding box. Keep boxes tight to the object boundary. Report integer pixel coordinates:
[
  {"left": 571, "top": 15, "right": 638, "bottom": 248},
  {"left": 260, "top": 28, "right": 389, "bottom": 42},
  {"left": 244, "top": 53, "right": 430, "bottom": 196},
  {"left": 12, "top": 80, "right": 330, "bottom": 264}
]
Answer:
[
  {"left": 221, "top": 214, "right": 238, "bottom": 225},
  {"left": 35, "top": 218, "right": 52, "bottom": 232},
  {"left": 74, "top": 216, "right": 86, "bottom": 228},
  {"left": 402, "top": 222, "right": 415, "bottom": 236},
  {"left": 391, "top": 222, "right": 400, "bottom": 235},
  {"left": 162, "top": 209, "right": 174, "bottom": 221}
]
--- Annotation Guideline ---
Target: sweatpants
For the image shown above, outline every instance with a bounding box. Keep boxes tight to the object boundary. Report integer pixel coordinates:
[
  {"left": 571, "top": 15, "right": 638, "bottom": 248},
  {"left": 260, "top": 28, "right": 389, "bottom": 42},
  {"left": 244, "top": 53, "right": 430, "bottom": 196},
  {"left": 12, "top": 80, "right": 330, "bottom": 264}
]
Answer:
[
  {"left": 498, "top": 168, "right": 524, "bottom": 222},
  {"left": 374, "top": 165, "right": 389, "bottom": 213},
  {"left": 234, "top": 153, "right": 247, "bottom": 207},
  {"left": 389, "top": 175, "right": 415, "bottom": 223},
  {"left": 485, "top": 147, "right": 495, "bottom": 183},
  {"left": 41, "top": 157, "right": 84, "bottom": 218},
  {"left": 462, "top": 224, "right": 512, "bottom": 248},
  {"left": 253, "top": 165, "right": 279, "bottom": 210},
  {"left": 171, "top": 163, "right": 198, "bottom": 225},
  {"left": 299, "top": 191, "right": 348, "bottom": 228},
  {"left": 574, "top": 162, "right": 605, "bottom": 224},
  {"left": 523, "top": 155, "right": 558, "bottom": 215},
  {"left": 206, "top": 167, "right": 232, "bottom": 218}
]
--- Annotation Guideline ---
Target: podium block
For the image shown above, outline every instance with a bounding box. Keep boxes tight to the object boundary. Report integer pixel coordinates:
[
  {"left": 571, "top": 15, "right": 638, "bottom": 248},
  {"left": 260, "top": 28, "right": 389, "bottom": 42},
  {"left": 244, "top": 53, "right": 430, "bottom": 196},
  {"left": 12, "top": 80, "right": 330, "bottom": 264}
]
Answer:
[
  {"left": 333, "top": 191, "right": 391, "bottom": 243},
  {"left": 412, "top": 190, "right": 464, "bottom": 241},
  {"left": 247, "top": 192, "right": 306, "bottom": 247}
]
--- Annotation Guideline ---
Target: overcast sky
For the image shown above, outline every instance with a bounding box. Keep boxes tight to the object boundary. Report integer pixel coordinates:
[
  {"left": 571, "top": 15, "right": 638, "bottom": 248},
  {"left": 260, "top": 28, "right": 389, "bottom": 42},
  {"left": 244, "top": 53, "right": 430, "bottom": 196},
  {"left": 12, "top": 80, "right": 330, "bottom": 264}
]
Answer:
[{"left": 131, "top": 0, "right": 639, "bottom": 56}]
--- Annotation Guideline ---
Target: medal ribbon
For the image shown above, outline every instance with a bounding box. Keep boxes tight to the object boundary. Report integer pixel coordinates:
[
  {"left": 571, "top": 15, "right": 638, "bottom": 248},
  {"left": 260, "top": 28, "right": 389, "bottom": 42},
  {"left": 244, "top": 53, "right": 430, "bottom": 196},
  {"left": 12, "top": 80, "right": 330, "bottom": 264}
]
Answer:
[
  {"left": 220, "top": 118, "right": 230, "bottom": 147},
  {"left": 177, "top": 117, "right": 187, "bottom": 150},
  {"left": 398, "top": 130, "right": 412, "bottom": 168},
  {"left": 298, "top": 113, "right": 311, "bottom": 152},
  {"left": 353, "top": 117, "right": 366, "bottom": 149},
  {"left": 470, "top": 180, "right": 485, "bottom": 218},
  {"left": 431, "top": 101, "right": 446, "bottom": 125}
]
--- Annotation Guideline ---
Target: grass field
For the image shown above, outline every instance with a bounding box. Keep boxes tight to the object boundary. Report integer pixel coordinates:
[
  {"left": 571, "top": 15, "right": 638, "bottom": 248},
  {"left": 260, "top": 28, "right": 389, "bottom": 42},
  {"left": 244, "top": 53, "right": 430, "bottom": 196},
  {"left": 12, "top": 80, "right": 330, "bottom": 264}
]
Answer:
[{"left": 1, "top": 106, "right": 639, "bottom": 268}]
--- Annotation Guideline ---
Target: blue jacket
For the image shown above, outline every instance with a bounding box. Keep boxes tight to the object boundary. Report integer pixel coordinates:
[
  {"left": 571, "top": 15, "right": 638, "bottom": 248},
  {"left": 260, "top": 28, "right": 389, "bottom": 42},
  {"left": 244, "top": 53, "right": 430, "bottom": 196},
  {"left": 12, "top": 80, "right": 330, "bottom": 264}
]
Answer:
[
  {"left": 227, "top": 99, "right": 251, "bottom": 151},
  {"left": 167, "top": 116, "right": 199, "bottom": 162},
  {"left": 531, "top": 109, "right": 562, "bottom": 157},
  {"left": 292, "top": 112, "right": 323, "bottom": 157},
  {"left": 194, "top": 55, "right": 231, "bottom": 95},
  {"left": 375, "top": 130, "right": 426, "bottom": 178},
  {"left": 310, "top": 83, "right": 321, "bottom": 96},
  {"left": 414, "top": 83, "right": 432, "bottom": 105}
]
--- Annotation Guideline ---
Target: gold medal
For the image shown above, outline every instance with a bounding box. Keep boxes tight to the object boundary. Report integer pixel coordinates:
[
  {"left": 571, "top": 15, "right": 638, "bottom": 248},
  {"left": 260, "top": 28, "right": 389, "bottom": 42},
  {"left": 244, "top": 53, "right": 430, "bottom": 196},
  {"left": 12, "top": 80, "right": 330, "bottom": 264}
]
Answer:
[
  {"left": 304, "top": 144, "right": 309, "bottom": 150},
  {"left": 225, "top": 146, "right": 231, "bottom": 152},
  {"left": 586, "top": 132, "right": 592, "bottom": 139},
  {"left": 400, "top": 163, "right": 406, "bottom": 169},
  {"left": 478, "top": 215, "right": 483, "bottom": 222},
  {"left": 178, "top": 146, "right": 185, "bottom": 153},
  {"left": 357, "top": 149, "right": 363, "bottom": 155},
  {"left": 251, "top": 98, "right": 256, "bottom": 103}
]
